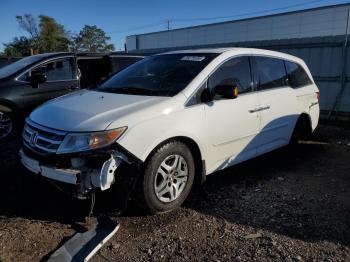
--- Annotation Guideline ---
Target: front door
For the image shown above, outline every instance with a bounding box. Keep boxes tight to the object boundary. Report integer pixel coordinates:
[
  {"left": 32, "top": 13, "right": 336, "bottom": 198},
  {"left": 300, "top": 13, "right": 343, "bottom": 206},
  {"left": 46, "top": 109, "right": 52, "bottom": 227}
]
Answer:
[
  {"left": 205, "top": 56, "right": 260, "bottom": 173},
  {"left": 18, "top": 56, "right": 79, "bottom": 111}
]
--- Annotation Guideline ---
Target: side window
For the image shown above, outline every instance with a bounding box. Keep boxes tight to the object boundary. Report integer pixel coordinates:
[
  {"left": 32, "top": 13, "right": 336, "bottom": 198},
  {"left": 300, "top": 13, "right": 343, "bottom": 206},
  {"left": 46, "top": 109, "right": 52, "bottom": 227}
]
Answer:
[
  {"left": 285, "top": 60, "right": 312, "bottom": 88},
  {"left": 31, "top": 58, "right": 76, "bottom": 82},
  {"left": 18, "top": 71, "right": 30, "bottom": 82},
  {"left": 255, "top": 57, "right": 286, "bottom": 90},
  {"left": 208, "top": 56, "right": 252, "bottom": 94}
]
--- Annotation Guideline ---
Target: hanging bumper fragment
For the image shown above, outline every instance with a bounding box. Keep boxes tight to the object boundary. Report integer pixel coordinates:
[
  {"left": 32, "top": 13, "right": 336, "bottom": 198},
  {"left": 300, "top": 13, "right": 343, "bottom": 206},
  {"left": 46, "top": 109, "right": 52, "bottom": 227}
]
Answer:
[{"left": 47, "top": 216, "right": 119, "bottom": 262}]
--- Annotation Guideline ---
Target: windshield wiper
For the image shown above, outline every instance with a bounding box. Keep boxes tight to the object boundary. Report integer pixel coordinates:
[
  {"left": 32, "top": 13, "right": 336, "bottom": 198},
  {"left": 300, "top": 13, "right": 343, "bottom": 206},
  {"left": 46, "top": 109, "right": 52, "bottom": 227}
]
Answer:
[{"left": 104, "top": 86, "right": 157, "bottom": 95}]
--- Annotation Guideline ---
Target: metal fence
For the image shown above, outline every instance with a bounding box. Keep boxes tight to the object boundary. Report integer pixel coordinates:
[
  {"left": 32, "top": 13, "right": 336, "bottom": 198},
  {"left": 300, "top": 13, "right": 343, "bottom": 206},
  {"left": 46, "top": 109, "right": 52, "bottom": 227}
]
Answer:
[{"left": 127, "top": 4, "right": 350, "bottom": 51}]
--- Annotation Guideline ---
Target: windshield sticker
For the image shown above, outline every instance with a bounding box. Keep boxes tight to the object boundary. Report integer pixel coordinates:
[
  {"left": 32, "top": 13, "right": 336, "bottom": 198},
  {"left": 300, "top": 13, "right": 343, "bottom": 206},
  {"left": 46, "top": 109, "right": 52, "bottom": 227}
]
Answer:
[{"left": 181, "top": 56, "right": 206, "bottom": 62}]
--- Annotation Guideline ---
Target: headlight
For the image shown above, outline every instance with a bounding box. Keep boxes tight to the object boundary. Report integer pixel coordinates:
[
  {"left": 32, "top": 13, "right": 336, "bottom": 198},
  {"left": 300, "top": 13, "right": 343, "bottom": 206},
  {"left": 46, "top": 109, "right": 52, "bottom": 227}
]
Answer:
[{"left": 57, "top": 127, "right": 127, "bottom": 154}]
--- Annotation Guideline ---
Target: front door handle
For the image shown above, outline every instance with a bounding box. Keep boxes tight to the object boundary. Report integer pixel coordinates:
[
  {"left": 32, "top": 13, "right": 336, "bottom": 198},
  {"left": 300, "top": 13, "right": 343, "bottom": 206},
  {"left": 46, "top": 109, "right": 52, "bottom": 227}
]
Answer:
[
  {"left": 249, "top": 108, "right": 259, "bottom": 113},
  {"left": 68, "top": 86, "right": 79, "bottom": 90},
  {"left": 249, "top": 105, "right": 270, "bottom": 113},
  {"left": 259, "top": 105, "right": 270, "bottom": 111}
]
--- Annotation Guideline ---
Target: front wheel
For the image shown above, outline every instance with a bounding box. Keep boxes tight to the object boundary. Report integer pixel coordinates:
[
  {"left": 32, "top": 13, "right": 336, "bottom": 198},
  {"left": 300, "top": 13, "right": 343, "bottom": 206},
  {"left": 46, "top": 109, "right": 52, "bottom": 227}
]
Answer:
[
  {"left": 0, "top": 111, "right": 15, "bottom": 140},
  {"left": 138, "top": 141, "right": 195, "bottom": 214}
]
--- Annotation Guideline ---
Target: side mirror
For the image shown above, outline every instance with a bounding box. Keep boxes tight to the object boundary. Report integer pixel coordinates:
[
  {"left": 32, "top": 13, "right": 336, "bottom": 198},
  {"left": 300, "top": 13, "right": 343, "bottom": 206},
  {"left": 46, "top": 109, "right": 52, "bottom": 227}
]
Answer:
[
  {"left": 213, "top": 84, "right": 239, "bottom": 99},
  {"left": 29, "top": 72, "right": 47, "bottom": 88},
  {"left": 77, "top": 68, "right": 82, "bottom": 80}
]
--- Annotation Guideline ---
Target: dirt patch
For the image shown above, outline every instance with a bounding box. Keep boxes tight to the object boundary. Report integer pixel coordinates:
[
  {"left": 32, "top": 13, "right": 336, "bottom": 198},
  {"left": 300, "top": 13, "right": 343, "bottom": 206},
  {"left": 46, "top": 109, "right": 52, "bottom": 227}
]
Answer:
[{"left": 0, "top": 124, "right": 349, "bottom": 261}]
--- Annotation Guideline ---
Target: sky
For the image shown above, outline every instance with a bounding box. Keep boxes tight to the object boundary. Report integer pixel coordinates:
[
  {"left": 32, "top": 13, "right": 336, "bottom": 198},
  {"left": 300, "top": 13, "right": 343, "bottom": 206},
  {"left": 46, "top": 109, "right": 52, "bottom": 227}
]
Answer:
[{"left": 0, "top": 0, "right": 349, "bottom": 51}]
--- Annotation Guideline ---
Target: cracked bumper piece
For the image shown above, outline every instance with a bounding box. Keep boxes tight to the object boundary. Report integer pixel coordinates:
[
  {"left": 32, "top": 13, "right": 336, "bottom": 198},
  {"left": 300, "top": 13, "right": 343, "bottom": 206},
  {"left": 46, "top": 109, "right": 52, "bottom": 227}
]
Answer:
[{"left": 47, "top": 217, "right": 119, "bottom": 262}]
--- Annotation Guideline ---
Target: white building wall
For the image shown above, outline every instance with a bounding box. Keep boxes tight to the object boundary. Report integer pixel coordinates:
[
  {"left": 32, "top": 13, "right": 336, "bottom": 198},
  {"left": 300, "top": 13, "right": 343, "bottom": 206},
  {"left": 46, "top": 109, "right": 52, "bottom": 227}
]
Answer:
[
  {"left": 126, "top": 4, "right": 350, "bottom": 51},
  {"left": 125, "top": 35, "right": 137, "bottom": 51}
]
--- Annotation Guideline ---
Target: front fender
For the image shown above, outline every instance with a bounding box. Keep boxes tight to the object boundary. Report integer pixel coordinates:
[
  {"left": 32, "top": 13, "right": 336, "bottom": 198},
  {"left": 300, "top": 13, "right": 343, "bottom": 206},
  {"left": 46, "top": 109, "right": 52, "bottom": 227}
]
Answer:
[{"left": 117, "top": 105, "right": 208, "bottom": 164}]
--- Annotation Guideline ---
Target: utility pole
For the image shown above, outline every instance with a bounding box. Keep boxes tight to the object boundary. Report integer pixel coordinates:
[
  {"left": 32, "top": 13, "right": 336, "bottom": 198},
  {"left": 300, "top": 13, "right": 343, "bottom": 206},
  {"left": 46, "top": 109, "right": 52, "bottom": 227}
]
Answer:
[{"left": 166, "top": 19, "right": 171, "bottom": 31}]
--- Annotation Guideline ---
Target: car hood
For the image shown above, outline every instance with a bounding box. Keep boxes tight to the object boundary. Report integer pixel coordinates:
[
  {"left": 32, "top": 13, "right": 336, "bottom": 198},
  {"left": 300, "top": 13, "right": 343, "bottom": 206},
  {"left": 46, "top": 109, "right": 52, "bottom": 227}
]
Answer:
[{"left": 29, "top": 90, "right": 168, "bottom": 132}]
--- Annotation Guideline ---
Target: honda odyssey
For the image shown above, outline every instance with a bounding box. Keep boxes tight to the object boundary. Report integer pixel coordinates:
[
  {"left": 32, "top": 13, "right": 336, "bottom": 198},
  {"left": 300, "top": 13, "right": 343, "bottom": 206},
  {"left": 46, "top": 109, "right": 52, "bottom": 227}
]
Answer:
[{"left": 20, "top": 48, "right": 319, "bottom": 214}]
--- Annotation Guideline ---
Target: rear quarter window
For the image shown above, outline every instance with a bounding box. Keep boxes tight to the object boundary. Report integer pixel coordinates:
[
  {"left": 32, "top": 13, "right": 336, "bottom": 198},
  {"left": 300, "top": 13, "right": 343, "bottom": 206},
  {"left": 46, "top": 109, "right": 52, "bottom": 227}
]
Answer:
[{"left": 285, "top": 60, "right": 313, "bottom": 88}]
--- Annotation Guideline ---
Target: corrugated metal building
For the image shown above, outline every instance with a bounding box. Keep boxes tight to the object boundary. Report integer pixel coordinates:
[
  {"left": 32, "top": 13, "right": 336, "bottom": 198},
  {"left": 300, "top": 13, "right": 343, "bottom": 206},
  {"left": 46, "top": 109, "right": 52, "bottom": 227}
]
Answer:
[{"left": 126, "top": 3, "right": 350, "bottom": 119}]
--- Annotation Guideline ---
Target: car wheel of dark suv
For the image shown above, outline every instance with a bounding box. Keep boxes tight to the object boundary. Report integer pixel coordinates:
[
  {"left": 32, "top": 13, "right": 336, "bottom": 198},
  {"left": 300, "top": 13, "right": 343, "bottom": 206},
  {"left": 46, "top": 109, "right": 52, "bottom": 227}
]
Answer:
[{"left": 0, "top": 111, "right": 15, "bottom": 140}]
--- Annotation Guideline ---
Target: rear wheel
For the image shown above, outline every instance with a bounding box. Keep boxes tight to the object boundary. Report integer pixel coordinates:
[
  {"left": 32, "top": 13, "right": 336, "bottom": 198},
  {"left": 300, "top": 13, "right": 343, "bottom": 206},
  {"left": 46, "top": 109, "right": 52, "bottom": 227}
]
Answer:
[
  {"left": 138, "top": 141, "right": 195, "bottom": 214},
  {"left": 0, "top": 111, "right": 15, "bottom": 140}
]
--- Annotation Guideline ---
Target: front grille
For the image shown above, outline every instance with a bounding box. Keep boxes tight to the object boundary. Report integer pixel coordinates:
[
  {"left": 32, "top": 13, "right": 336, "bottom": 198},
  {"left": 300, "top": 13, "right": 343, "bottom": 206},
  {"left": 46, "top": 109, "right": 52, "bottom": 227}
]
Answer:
[{"left": 22, "top": 119, "right": 67, "bottom": 155}]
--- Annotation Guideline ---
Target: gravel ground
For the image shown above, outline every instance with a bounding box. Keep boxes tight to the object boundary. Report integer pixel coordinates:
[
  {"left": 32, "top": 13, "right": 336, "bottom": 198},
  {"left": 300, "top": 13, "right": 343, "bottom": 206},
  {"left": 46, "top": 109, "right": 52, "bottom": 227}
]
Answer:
[{"left": 0, "top": 124, "right": 349, "bottom": 261}]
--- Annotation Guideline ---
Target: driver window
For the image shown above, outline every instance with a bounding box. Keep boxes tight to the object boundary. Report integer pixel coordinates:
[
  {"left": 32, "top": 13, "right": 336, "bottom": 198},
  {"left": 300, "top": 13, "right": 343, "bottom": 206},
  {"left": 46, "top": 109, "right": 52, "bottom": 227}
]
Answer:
[
  {"left": 24, "top": 57, "right": 76, "bottom": 82},
  {"left": 208, "top": 56, "right": 252, "bottom": 94}
]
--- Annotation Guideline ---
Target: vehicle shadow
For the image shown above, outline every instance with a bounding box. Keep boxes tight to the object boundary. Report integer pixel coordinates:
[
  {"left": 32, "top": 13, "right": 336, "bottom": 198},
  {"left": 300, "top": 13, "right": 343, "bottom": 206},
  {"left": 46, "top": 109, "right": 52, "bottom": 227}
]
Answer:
[{"left": 183, "top": 132, "right": 350, "bottom": 246}]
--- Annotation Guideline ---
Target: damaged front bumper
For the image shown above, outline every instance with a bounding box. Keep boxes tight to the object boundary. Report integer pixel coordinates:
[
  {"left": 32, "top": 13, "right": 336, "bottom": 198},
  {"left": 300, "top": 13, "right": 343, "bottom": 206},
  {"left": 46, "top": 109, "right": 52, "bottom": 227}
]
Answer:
[
  {"left": 20, "top": 150, "right": 124, "bottom": 192},
  {"left": 19, "top": 145, "right": 142, "bottom": 201},
  {"left": 20, "top": 149, "right": 79, "bottom": 184}
]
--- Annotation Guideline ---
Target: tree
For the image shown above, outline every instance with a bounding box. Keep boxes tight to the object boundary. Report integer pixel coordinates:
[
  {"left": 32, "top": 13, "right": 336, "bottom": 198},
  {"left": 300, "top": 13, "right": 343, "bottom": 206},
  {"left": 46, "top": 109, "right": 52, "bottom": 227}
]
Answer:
[
  {"left": 71, "top": 25, "right": 115, "bottom": 52},
  {"left": 2, "top": 14, "right": 70, "bottom": 57},
  {"left": 14, "top": 14, "right": 40, "bottom": 53},
  {"left": 39, "top": 15, "right": 69, "bottom": 52},
  {"left": 3, "top": 37, "right": 33, "bottom": 57},
  {"left": 16, "top": 14, "right": 39, "bottom": 39},
  {"left": 2, "top": 15, "right": 114, "bottom": 57}
]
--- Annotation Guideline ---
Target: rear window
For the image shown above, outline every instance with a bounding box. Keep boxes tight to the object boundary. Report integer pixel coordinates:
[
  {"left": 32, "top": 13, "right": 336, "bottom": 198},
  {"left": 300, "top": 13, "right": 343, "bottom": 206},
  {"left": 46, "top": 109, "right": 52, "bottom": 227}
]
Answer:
[
  {"left": 285, "top": 60, "right": 313, "bottom": 88},
  {"left": 255, "top": 57, "right": 286, "bottom": 90}
]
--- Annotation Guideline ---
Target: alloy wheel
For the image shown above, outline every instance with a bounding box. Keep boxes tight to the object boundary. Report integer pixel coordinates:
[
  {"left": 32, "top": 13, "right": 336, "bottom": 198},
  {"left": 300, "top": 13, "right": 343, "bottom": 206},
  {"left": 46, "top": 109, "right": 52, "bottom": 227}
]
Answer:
[{"left": 154, "top": 154, "right": 189, "bottom": 203}]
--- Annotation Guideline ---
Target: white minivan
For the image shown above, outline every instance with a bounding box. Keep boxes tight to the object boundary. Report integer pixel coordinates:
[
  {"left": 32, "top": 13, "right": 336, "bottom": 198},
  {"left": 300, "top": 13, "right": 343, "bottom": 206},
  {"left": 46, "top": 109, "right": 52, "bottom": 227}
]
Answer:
[{"left": 20, "top": 48, "right": 319, "bottom": 214}]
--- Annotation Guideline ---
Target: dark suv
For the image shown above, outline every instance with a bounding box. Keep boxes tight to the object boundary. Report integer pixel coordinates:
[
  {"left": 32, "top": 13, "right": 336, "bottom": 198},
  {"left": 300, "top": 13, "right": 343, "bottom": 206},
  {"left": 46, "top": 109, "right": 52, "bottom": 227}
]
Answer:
[{"left": 0, "top": 52, "right": 144, "bottom": 140}]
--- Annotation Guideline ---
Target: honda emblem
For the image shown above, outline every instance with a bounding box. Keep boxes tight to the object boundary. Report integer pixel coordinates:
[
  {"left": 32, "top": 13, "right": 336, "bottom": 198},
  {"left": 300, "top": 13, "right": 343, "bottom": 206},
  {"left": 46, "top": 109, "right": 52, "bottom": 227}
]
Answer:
[{"left": 29, "top": 131, "right": 39, "bottom": 146}]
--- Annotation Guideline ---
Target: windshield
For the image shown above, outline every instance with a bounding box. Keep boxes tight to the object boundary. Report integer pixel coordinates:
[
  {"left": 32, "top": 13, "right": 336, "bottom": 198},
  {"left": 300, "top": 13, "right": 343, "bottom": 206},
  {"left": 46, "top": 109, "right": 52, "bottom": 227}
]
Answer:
[
  {"left": 0, "top": 54, "right": 49, "bottom": 79},
  {"left": 96, "top": 53, "right": 218, "bottom": 96}
]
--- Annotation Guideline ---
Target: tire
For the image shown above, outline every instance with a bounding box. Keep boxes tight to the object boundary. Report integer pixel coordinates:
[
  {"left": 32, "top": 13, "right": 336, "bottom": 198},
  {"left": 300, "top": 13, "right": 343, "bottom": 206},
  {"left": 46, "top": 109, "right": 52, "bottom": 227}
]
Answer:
[
  {"left": 289, "top": 115, "right": 311, "bottom": 145},
  {"left": 0, "top": 110, "right": 16, "bottom": 141},
  {"left": 138, "top": 141, "right": 195, "bottom": 214}
]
